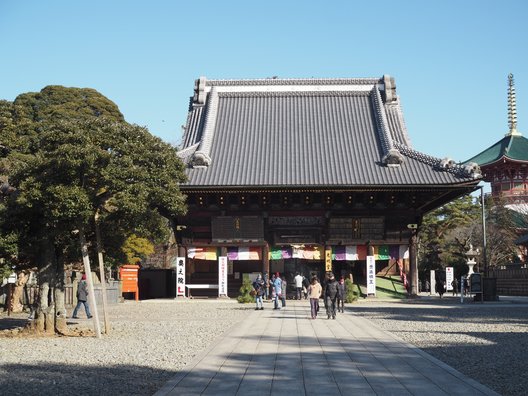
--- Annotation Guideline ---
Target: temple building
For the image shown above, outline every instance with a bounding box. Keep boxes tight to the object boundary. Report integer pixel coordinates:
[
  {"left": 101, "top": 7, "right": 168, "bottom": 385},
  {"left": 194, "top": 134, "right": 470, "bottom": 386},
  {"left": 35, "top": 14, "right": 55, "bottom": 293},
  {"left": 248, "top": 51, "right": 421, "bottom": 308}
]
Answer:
[
  {"left": 176, "top": 75, "right": 481, "bottom": 297},
  {"left": 465, "top": 74, "right": 528, "bottom": 265},
  {"left": 465, "top": 74, "right": 528, "bottom": 209}
]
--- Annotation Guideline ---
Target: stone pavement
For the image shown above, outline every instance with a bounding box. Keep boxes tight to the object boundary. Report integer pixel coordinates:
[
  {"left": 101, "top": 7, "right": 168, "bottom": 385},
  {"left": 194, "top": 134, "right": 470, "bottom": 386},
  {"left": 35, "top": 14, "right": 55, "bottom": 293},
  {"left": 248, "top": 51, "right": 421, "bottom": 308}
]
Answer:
[{"left": 154, "top": 300, "right": 499, "bottom": 396}]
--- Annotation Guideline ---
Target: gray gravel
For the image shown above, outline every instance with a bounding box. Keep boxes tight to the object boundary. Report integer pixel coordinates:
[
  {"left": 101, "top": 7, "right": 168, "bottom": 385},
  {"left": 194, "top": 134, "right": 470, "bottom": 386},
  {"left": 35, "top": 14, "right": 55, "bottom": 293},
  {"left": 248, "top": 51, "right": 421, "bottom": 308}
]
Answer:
[
  {"left": 1, "top": 296, "right": 526, "bottom": 396},
  {"left": 0, "top": 299, "right": 252, "bottom": 396},
  {"left": 351, "top": 296, "right": 528, "bottom": 396}
]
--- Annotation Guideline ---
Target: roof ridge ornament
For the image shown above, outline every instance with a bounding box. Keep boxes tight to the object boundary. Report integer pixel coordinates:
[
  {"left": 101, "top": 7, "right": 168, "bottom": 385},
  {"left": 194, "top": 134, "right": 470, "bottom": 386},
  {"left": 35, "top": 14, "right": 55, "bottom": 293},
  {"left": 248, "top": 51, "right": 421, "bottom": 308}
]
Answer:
[
  {"left": 193, "top": 76, "right": 207, "bottom": 105},
  {"left": 507, "top": 73, "right": 522, "bottom": 136},
  {"left": 190, "top": 87, "right": 219, "bottom": 167},
  {"left": 372, "top": 86, "right": 404, "bottom": 167}
]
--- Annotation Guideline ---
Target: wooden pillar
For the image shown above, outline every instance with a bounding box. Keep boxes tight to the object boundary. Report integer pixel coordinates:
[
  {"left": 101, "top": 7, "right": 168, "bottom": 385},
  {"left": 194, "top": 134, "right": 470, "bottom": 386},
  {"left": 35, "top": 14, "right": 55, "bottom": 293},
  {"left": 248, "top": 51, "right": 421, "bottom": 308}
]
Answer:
[
  {"left": 263, "top": 243, "right": 270, "bottom": 279},
  {"left": 177, "top": 245, "right": 186, "bottom": 257},
  {"left": 409, "top": 230, "right": 418, "bottom": 296}
]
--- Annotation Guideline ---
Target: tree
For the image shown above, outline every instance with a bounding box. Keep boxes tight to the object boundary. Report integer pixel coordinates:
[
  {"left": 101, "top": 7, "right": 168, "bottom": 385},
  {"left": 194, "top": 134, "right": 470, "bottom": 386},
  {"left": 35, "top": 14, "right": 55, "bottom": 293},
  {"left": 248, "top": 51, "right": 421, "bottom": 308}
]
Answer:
[
  {"left": 483, "top": 195, "right": 521, "bottom": 268},
  {"left": 122, "top": 234, "right": 155, "bottom": 264},
  {"left": 418, "top": 195, "right": 480, "bottom": 279},
  {"left": 0, "top": 86, "right": 187, "bottom": 334},
  {"left": 418, "top": 192, "right": 524, "bottom": 281}
]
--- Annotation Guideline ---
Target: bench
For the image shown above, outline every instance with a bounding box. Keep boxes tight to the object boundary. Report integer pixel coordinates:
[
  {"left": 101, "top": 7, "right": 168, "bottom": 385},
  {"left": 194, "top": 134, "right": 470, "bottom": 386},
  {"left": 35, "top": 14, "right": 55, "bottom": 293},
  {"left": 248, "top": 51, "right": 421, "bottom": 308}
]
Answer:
[{"left": 185, "top": 284, "right": 219, "bottom": 298}]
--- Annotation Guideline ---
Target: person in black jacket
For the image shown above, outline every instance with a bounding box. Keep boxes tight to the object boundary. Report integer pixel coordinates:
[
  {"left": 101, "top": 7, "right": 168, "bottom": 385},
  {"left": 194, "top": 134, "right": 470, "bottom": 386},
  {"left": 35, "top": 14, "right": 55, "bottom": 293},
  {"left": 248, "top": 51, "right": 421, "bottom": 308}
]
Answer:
[
  {"left": 337, "top": 275, "right": 346, "bottom": 313},
  {"left": 324, "top": 273, "right": 340, "bottom": 319},
  {"left": 72, "top": 274, "right": 92, "bottom": 319}
]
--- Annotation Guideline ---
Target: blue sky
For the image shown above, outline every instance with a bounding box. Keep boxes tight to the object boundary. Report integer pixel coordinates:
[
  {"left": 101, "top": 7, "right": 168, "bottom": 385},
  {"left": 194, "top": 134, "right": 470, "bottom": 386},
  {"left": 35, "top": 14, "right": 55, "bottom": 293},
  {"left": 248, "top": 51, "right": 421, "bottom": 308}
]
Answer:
[{"left": 1, "top": 0, "right": 527, "bottom": 163}]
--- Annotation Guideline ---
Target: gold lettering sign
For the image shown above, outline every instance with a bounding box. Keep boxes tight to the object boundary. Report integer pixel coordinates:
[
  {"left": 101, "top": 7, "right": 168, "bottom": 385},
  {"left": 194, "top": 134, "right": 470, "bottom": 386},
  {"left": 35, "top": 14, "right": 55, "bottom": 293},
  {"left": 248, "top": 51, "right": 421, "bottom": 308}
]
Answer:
[{"left": 325, "top": 249, "right": 332, "bottom": 272}]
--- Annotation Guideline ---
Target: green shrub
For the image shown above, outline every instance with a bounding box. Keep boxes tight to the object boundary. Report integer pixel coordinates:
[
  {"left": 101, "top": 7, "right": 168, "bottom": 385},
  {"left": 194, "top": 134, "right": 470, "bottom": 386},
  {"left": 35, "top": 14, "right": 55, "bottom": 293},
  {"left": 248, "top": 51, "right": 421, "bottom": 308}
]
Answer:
[
  {"left": 237, "top": 277, "right": 254, "bottom": 303},
  {"left": 345, "top": 279, "right": 359, "bottom": 303}
]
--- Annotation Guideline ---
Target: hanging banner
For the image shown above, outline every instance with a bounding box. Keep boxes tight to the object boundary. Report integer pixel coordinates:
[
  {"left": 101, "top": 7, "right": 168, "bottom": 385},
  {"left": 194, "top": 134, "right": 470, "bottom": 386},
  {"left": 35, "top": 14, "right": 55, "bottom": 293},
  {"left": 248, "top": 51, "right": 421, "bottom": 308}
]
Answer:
[
  {"left": 218, "top": 256, "right": 228, "bottom": 297},
  {"left": 176, "top": 257, "right": 186, "bottom": 297},
  {"left": 366, "top": 256, "right": 376, "bottom": 295},
  {"left": 187, "top": 247, "right": 217, "bottom": 260},
  {"left": 325, "top": 249, "right": 332, "bottom": 272},
  {"left": 446, "top": 267, "right": 454, "bottom": 291}
]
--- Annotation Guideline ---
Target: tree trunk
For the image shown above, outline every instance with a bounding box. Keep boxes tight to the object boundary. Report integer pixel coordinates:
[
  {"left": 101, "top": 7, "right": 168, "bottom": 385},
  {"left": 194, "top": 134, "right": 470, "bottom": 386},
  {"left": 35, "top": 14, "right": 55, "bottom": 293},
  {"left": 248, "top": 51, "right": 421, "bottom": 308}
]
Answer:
[
  {"left": 28, "top": 237, "right": 70, "bottom": 335},
  {"left": 95, "top": 210, "right": 110, "bottom": 334},
  {"left": 79, "top": 228, "right": 102, "bottom": 338},
  {"left": 11, "top": 271, "right": 29, "bottom": 313},
  {"left": 53, "top": 252, "right": 68, "bottom": 335},
  {"left": 34, "top": 279, "right": 54, "bottom": 335}
]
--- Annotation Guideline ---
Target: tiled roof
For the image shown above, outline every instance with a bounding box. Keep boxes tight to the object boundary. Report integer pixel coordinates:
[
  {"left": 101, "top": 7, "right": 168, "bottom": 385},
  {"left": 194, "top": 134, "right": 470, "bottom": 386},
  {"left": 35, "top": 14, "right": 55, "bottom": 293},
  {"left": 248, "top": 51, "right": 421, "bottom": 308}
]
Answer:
[
  {"left": 464, "top": 134, "right": 528, "bottom": 166},
  {"left": 178, "top": 76, "right": 480, "bottom": 189}
]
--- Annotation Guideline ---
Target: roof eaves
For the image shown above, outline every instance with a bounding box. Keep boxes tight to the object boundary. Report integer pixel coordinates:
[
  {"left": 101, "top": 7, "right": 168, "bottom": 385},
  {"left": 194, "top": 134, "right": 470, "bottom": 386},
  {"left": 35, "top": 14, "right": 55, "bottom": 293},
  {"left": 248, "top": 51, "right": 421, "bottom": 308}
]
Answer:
[{"left": 395, "top": 143, "right": 482, "bottom": 181}]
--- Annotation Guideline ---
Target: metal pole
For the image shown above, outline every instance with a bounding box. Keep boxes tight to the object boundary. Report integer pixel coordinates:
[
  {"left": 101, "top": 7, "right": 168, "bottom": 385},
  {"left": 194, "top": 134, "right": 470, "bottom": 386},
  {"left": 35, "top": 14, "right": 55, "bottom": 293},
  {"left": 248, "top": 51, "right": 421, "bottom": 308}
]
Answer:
[
  {"left": 480, "top": 186, "right": 488, "bottom": 277},
  {"left": 460, "top": 276, "right": 464, "bottom": 304}
]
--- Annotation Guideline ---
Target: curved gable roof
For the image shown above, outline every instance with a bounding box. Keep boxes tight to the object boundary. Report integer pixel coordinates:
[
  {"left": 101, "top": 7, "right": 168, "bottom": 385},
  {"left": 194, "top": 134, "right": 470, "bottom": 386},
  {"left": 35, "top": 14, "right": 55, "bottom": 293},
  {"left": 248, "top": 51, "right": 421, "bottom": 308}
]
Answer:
[{"left": 178, "top": 76, "right": 480, "bottom": 189}]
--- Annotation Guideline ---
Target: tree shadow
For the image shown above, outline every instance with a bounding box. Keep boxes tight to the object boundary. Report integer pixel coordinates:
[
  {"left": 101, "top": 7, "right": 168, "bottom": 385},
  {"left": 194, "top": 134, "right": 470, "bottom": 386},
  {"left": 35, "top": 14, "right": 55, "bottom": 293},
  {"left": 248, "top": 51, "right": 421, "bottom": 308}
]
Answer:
[
  {"left": 0, "top": 317, "right": 28, "bottom": 331},
  {"left": 1, "top": 363, "right": 179, "bottom": 396}
]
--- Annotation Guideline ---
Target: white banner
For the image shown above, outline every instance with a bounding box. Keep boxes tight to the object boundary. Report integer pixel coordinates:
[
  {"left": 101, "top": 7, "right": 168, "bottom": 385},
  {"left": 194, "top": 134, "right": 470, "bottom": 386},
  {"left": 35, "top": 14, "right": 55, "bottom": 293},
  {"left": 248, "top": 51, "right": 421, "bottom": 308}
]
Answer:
[
  {"left": 446, "top": 267, "right": 454, "bottom": 291},
  {"left": 366, "top": 256, "right": 376, "bottom": 295},
  {"left": 219, "top": 256, "right": 228, "bottom": 296},
  {"left": 430, "top": 270, "right": 436, "bottom": 296},
  {"left": 176, "top": 257, "right": 186, "bottom": 297}
]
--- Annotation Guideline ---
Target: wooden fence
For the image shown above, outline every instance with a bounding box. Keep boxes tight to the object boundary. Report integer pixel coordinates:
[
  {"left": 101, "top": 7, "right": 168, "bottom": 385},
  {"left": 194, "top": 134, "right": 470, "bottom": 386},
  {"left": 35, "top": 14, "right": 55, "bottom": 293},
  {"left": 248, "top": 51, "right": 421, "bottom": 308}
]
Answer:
[
  {"left": 488, "top": 268, "right": 528, "bottom": 296},
  {"left": 20, "top": 281, "right": 121, "bottom": 307}
]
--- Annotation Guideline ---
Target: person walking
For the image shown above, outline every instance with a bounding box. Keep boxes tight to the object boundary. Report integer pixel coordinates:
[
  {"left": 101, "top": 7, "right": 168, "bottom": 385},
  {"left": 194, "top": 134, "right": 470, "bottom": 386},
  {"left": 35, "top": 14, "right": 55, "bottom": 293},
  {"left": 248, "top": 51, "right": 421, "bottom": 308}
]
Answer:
[
  {"left": 253, "top": 274, "right": 265, "bottom": 310},
  {"left": 281, "top": 275, "right": 287, "bottom": 307},
  {"left": 263, "top": 272, "right": 269, "bottom": 301},
  {"left": 269, "top": 273, "right": 276, "bottom": 301},
  {"left": 436, "top": 280, "right": 445, "bottom": 298},
  {"left": 72, "top": 274, "right": 92, "bottom": 319},
  {"left": 325, "top": 273, "right": 340, "bottom": 319},
  {"left": 308, "top": 276, "right": 322, "bottom": 319},
  {"left": 302, "top": 276, "right": 310, "bottom": 299},
  {"left": 294, "top": 272, "right": 303, "bottom": 300},
  {"left": 322, "top": 272, "right": 330, "bottom": 311},
  {"left": 273, "top": 272, "right": 282, "bottom": 310},
  {"left": 337, "top": 275, "right": 346, "bottom": 313},
  {"left": 451, "top": 278, "right": 459, "bottom": 296}
]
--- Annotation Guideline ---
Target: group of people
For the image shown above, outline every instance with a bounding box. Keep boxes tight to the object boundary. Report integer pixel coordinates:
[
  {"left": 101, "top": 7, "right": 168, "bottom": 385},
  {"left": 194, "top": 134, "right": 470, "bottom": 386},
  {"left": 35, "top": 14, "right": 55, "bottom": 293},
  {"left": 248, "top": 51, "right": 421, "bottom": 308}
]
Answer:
[
  {"left": 252, "top": 271, "right": 346, "bottom": 320},
  {"left": 432, "top": 277, "right": 469, "bottom": 298}
]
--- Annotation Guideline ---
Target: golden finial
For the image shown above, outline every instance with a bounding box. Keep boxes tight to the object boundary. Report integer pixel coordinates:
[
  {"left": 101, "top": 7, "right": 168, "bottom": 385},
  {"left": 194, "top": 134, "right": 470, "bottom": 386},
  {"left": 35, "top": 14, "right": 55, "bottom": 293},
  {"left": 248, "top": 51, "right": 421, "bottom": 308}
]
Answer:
[{"left": 507, "top": 73, "right": 521, "bottom": 136}]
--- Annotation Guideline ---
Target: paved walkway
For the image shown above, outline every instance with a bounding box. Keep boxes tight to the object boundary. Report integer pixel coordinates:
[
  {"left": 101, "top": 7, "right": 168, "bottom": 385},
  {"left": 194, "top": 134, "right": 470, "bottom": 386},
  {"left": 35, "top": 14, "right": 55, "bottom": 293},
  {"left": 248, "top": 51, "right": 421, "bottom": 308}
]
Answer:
[{"left": 154, "top": 300, "right": 499, "bottom": 396}]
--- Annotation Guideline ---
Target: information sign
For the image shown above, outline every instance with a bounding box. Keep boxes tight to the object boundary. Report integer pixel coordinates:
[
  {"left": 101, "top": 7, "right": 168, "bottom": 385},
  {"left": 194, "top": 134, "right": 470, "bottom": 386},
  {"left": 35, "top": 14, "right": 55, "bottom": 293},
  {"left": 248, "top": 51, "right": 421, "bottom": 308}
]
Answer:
[
  {"left": 218, "top": 256, "right": 228, "bottom": 296},
  {"left": 366, "top": 256, "right": 376, "bottom": 295},
  {"left": 176, "top": 257, "right": 186, "bottom": 297},
  {"left": 446, "top": 267, "right": 454, "bottom": 291}
]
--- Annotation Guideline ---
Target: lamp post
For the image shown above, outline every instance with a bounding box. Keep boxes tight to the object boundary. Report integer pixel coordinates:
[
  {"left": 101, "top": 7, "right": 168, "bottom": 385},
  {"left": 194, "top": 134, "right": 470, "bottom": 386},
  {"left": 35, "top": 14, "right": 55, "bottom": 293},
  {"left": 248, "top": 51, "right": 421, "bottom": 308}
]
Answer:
[{"left": 465, "top": 244, "right": 479, "bottom": 276}]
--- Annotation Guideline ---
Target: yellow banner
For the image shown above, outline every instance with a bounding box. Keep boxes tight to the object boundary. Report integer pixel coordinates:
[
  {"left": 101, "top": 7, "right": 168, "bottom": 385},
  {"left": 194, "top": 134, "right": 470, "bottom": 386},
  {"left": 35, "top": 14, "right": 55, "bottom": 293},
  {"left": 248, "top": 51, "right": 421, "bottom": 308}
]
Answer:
[{"left": 325, "top": 249, "right": 332, "bottom": 272}]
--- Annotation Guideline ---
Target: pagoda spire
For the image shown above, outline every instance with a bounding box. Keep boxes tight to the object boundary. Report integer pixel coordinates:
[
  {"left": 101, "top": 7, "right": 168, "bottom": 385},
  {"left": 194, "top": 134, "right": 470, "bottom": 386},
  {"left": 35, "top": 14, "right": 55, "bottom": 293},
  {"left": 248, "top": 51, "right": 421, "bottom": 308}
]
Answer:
[{"left": 507, "top": 73, "right": 521, "bottom": 136}]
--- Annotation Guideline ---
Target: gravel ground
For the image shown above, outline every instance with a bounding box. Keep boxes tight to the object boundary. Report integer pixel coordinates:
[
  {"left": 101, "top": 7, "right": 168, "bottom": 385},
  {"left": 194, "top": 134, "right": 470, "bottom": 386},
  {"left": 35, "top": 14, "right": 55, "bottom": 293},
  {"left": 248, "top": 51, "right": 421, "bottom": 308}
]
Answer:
[
  {"left": 0, "top": 299, "right": 253, "bottom": 396},
  {"left": 1, "top": 296, "right": 527, "bottom": 396},
  {"left": 352, "top": 296, "right": 528, "bottom": 396}
]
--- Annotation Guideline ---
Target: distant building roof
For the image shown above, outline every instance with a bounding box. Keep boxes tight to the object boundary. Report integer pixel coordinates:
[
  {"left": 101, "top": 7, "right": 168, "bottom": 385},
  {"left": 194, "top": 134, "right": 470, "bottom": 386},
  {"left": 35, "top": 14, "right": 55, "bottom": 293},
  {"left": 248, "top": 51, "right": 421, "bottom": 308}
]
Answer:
[
  {"left": 464, "top": 74, "right": 528, "bottom": 167},
  {"left": 464, "top": 134, "right": 528, "bottom": 166},
  {"left": 178, "top": 75, "right": 480, "bottom": 189}
]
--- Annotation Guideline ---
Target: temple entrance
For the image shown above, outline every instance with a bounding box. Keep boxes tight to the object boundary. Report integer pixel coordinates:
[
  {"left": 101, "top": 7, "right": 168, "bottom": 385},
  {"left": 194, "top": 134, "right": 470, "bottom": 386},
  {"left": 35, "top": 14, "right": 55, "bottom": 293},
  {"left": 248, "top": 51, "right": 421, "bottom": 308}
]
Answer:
[{"left": 270, "top": 258, "right": 325, "bottom": 298}]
